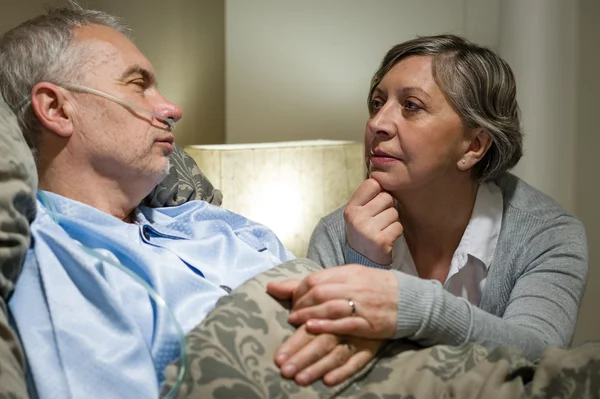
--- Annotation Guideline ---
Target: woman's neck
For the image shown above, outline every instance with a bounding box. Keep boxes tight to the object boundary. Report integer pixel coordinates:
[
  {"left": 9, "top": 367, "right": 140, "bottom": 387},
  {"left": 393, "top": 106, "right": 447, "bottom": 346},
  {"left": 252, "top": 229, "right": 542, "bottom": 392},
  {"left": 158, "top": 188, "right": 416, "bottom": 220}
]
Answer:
[{"left": 393, "top": 177, "right": 479, "bottom": 279}]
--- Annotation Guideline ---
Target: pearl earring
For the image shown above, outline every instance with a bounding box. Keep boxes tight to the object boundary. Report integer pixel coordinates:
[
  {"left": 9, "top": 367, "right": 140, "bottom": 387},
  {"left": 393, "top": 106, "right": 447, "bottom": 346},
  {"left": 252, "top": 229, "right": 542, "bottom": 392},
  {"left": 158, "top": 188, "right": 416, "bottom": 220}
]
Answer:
[{"left": 461, "top": 159, "right": 466, "bottom": 164}]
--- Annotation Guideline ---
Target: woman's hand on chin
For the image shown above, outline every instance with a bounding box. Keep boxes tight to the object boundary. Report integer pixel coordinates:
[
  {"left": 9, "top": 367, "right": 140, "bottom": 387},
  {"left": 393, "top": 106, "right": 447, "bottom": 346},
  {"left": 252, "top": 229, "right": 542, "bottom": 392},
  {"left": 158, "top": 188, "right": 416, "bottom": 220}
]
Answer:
[{"left": 344, "top": 178, "right": 403, "bottom": 265}]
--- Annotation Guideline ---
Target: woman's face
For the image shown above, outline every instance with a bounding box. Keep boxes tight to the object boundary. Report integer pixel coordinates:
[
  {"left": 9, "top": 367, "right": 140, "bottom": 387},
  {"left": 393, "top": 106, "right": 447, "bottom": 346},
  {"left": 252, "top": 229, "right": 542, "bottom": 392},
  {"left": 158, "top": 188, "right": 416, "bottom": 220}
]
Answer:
[{"left": 365, "top": 55, "right": 471, "bottom": 194}]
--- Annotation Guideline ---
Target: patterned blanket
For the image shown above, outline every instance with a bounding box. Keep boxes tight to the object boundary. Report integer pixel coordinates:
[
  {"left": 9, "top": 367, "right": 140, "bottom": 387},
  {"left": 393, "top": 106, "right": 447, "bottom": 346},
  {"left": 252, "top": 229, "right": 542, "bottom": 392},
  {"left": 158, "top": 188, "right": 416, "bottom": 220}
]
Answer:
[{"left": 162, "top": 259, "right": 600, "bottom": 399}]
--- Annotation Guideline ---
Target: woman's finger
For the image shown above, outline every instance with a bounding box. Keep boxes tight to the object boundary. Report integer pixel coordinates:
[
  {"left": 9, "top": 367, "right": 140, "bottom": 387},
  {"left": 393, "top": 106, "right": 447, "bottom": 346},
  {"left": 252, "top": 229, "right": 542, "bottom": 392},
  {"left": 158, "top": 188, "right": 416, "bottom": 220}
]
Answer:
[
  {"left": 289, "top": 298, "right": 356, "bottom": 325},
  {"left": 347, "top": 178, "right": 383, "bottom": 208},
  {"left": 305, "top": 317, "right": 381, "bottom": 339},
  {"left": 371, "top": 206, "right": 400, "bottom": 231},
  {"left": 292, "top": 283, "right": 352, "bottom": 312},
  {"left": 381, "top": 220, "right": 404, "bottom": 242},
  {"left": 291, "top": 267, "right": 352, "bottom": 306},
  {"left": 362, "top": 191, "right": 396, "bottom": 217},
  {"left": 279, "top": 333, "right": 340, "bottom": 379},
  {"left": 293, "top": 342, "right": 355, "bottom": 386}
]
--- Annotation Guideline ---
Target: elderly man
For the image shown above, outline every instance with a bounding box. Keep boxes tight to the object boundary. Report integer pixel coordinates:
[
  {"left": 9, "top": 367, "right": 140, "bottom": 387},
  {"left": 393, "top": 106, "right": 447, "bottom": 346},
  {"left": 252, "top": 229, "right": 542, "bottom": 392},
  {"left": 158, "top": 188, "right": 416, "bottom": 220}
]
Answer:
[{"left": 0, "top": 5, "right": 384, "bottom": 398}]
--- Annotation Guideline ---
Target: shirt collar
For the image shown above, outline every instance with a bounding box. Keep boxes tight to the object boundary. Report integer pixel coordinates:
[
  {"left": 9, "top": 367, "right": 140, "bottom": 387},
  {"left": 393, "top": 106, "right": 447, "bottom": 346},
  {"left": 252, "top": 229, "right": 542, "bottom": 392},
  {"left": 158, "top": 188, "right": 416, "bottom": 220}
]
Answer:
[
  {"left": 456, "top": 182, "right": 504, "bottom": 269},
  {"left": 37, "top": 190, "right": 126, "bottom": 227},
  {"left": 37, "top": 191, "right": 194, "bottom": 241}
]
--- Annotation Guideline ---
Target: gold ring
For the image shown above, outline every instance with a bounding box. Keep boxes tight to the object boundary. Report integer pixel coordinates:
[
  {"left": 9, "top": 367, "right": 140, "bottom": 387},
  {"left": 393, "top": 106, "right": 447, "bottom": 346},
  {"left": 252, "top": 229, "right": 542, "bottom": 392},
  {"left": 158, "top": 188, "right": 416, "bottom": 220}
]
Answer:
[
  {"left": 345, "top": 342, "right": 356, "bottom": 353},
  {"left": 348, "top": 300, "right": 357, "bottom": 317}
]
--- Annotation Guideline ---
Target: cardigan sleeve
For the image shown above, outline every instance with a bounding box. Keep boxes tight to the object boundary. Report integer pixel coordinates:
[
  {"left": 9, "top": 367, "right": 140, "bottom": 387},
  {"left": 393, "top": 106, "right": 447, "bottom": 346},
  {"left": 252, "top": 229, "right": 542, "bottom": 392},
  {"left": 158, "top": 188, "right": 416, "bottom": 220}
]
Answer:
[{"left": 308, "top": 208, "right": 588, "bottom": 361}]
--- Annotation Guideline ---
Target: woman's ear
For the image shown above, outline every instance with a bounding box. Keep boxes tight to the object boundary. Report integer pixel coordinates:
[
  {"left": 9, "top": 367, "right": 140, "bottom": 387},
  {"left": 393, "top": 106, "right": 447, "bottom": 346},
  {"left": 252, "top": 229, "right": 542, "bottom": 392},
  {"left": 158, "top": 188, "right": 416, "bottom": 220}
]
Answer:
[
  {"left": 30, "top": 82, "right": 74, "bottom": 138},
  {"left": 458, "top": 128, "right": 492, "bottom": 171}
]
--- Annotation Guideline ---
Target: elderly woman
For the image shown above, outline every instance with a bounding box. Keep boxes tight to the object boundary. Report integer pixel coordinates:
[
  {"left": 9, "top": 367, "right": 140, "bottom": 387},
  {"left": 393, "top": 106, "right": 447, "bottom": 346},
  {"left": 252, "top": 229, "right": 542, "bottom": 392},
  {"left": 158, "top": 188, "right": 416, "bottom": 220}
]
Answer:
[{"left": 268, "top": 34, "right": 588, "bottom": 382}]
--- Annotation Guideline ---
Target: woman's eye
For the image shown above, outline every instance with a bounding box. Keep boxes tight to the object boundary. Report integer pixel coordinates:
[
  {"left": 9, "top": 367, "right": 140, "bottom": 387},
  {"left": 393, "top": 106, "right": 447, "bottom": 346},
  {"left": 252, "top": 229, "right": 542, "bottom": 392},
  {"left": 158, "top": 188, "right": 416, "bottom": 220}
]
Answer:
[
  {"left": 404, "top": 100, "right": 421, "bottom": 111},
  {"left": 370, "top": 99, "right": 384, "bottom": 111}
]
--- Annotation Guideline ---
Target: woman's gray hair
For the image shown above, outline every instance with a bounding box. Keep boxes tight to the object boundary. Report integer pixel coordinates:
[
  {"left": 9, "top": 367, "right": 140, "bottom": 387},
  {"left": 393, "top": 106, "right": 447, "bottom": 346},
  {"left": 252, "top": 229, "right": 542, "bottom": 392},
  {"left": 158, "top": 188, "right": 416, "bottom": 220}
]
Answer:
[
  {"left": 369, "top": 34, "right": 523, "bottom": 182},
  {"left": 0, "top": 1, "right": 130, "bottom": 159}
]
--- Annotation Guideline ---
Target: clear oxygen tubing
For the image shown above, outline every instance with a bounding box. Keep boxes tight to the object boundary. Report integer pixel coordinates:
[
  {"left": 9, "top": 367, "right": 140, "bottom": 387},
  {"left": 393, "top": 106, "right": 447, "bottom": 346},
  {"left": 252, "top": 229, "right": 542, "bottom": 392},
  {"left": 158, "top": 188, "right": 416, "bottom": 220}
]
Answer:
[
  {"left": 37, "top": 190, "right": 187, "bottom": 399},
  {"left": 57, "top": 82, "right": 176, "bottom": 131},
  {"left": 12, "top": 83, "right": 176, "bottom": 131}
]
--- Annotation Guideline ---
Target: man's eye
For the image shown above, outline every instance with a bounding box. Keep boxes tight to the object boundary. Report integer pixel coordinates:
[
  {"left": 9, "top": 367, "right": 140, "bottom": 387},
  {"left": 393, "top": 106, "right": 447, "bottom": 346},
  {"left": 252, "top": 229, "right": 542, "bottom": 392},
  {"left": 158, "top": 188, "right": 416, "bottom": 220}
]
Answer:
[{"left": 130, "top": 80, "right": 147, "bottom": 89}]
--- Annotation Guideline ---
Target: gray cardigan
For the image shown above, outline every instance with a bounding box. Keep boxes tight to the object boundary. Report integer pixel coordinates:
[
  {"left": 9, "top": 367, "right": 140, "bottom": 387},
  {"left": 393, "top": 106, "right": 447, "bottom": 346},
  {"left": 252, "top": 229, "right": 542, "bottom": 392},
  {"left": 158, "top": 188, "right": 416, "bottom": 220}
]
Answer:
[{"left": 307, "top": 173, "right": 588, "bottom": 361}]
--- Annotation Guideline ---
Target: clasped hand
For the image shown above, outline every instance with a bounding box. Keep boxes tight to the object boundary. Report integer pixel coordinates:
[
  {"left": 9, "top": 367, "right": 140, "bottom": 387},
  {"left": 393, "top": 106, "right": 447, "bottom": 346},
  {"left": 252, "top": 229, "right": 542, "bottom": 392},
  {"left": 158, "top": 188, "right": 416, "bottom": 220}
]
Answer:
[{"left": 267, "top": 264, "right": 398, "bottom": 386}]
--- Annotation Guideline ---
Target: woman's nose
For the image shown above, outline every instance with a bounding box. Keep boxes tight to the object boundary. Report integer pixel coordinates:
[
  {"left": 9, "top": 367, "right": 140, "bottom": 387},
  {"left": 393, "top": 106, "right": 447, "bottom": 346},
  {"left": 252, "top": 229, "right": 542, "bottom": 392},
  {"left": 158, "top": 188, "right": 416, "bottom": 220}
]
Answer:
[{"left": 367, "top": 105, "right": 396, "bottom": 137}]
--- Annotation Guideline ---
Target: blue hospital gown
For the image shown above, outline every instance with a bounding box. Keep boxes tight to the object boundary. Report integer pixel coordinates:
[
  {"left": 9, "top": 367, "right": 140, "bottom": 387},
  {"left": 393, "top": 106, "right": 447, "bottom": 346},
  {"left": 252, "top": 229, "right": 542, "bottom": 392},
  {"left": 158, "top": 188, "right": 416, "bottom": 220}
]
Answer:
[{"left": 9, "top": 191, "right": 294, "bottom": 398}]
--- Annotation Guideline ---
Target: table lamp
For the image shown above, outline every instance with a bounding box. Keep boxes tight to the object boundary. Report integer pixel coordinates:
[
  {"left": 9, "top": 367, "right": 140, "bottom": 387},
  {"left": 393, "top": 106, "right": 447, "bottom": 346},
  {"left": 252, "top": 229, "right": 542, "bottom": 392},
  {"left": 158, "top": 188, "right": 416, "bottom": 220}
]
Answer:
[{"left": 185, "top": 140, "right": 365, "bottom": 257}]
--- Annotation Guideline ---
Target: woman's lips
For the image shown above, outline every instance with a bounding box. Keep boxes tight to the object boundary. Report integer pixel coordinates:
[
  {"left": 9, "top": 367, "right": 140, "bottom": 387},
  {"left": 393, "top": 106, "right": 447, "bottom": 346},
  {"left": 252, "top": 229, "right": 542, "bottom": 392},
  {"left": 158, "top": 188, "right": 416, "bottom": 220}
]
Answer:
[{"left": 370, "top": 149, "right": 401, "bottom": 165}]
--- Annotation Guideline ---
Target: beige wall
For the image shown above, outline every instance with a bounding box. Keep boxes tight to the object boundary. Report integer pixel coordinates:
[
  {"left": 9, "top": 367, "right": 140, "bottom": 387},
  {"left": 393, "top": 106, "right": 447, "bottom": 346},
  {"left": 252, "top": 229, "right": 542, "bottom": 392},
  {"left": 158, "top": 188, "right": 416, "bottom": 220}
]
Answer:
[
  {"left": 573, "top": 0, "right": 600, "bottom": 344},
  {"left": 499, "top": 0, "right": 578, "bottom": 213},
  {"left": 225, "top": 0, "right": 500, "bottom": 144},
  {"left": 0, "top": 0, "right": 225, "bottom": 147},
  {"left": 0, "top": 0, "right": 65, "bottom": 29}
]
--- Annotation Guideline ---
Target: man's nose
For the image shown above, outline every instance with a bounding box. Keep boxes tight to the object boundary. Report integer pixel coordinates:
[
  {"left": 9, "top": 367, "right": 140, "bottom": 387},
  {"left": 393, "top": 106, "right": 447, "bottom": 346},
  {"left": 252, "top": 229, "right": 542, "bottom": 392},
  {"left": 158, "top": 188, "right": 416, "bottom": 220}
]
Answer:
[{"left": 154, "top": 97, "right": 183, "bottom": 125}]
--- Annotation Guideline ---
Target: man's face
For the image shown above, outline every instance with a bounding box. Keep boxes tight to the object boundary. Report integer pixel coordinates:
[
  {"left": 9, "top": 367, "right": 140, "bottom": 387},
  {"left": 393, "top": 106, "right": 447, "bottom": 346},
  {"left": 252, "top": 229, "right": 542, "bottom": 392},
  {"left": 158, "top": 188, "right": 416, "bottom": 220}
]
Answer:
[{"left": 66, "top": 24, "right": 182, "bottom": 187}]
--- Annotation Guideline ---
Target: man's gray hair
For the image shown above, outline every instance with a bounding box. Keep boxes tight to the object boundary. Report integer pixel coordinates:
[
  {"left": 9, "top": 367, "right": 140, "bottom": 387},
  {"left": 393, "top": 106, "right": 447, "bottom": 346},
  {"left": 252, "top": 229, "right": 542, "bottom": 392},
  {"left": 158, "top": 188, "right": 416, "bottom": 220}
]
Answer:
[
  {"left": 0, "top": 1, "right": 130, "bottom": 159},
  {"left": 369, "top": 34, "right": 523, "bottom": 182}
]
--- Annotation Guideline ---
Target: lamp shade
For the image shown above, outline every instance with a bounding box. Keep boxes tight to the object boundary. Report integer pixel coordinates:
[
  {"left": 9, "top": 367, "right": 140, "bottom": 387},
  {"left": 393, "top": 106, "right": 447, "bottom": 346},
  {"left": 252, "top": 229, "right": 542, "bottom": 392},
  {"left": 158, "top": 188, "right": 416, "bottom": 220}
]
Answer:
[{"left": 185, "top": 140, "right": 365, "bottom": 257}]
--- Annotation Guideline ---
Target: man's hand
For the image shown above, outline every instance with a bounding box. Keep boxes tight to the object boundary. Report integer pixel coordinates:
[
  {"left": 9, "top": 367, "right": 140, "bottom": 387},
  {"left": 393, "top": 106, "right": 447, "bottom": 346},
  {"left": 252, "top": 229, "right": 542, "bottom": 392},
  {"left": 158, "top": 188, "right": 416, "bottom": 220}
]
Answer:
[
  {"left": 274, "top": 324, "right": 383, "bottom": 386},
  {"left": 344, "top": 178, "right": 403, "bottom": 265}
]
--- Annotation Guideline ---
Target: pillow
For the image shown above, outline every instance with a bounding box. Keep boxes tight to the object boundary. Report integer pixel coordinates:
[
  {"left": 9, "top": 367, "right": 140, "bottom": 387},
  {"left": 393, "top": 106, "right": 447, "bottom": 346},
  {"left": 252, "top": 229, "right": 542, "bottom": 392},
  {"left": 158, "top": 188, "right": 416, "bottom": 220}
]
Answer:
[
  {"left": 0, "top": 97, "right": 37, "bottom": 299},
  {"left": 143, "top": 144, "right": 223, "bottom": 207},
  {"left": 0, "top": 96, "right": 34, "bottom": 398}
]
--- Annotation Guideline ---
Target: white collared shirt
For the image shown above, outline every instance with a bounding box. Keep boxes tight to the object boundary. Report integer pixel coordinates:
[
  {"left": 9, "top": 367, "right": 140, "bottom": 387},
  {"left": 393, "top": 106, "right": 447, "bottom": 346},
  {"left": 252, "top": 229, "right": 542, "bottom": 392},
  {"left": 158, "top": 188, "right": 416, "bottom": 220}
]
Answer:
[{"left": 390, "top": 182, "right": 504, "bottom": 307}]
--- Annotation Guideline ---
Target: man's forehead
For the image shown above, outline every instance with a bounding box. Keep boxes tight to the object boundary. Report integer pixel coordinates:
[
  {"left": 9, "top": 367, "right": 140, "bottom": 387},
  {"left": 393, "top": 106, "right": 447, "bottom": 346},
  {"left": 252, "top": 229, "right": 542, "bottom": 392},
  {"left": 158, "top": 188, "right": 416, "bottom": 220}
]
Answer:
[{"left": 72, "top": 24, "right": 155, "bottom": 75}]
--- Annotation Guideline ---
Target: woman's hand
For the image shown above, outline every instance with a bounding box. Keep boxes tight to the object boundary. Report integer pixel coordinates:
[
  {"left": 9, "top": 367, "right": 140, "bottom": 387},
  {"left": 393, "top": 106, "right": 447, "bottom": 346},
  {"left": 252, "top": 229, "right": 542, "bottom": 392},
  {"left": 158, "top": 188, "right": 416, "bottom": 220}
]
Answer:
[
  {"left": 267, "top": 265, "right": 398, "bottom": 339},
  {"left": 274, "top": 324, "right": 384, "bottom": 386},
  {"left": 344, "top": 178, "right": 403, "bottom": 265}
]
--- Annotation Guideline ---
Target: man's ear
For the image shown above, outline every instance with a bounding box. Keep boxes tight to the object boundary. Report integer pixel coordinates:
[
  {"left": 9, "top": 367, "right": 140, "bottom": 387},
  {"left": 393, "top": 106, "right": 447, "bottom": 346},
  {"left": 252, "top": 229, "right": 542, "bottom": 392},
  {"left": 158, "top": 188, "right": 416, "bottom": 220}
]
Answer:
[
  {"left": 30, "top": 82, "right": 74, "bottom": 138},
  {"left": 458, "top": 128, "right": 492, "bottom": 171}
]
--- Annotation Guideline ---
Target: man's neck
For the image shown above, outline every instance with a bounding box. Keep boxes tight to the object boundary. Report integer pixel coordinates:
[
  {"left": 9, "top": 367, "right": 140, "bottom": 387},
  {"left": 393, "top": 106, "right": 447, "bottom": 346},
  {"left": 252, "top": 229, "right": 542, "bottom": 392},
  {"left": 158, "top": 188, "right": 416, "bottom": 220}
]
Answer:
[{"left": 38, "top": 160, "right": 151, "bottom": 223}]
